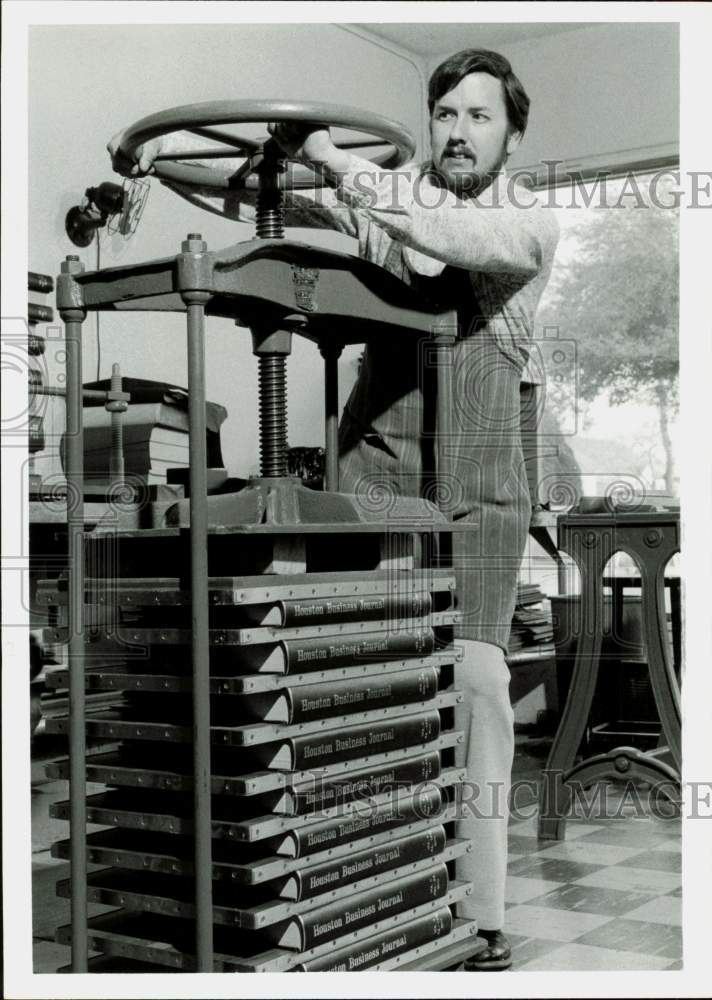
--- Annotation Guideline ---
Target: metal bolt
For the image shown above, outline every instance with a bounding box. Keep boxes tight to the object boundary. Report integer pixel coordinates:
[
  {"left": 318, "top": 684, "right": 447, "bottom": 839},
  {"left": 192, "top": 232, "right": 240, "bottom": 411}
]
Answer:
[
  {"left": 60, "top": 255, "right": 85, "bottom": 274},
  {"left": 181, "top": 233, "right": 207, "bottom": 252}
]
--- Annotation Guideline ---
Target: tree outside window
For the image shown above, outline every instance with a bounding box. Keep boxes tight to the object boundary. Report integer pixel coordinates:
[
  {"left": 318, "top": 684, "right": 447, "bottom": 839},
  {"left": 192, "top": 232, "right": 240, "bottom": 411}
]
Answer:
[{"left": 533, "top": 170, "right": 679, "bottom": 500}]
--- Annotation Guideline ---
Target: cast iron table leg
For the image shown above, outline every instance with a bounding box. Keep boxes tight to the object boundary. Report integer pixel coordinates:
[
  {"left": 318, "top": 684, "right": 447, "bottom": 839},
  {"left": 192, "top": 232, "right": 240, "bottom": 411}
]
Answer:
[
  {"left": 538, "top": 522, "right": 613, "bottom": 839},
  {"left": 538, "top": 512, "right": 680, "bottom": 840}
]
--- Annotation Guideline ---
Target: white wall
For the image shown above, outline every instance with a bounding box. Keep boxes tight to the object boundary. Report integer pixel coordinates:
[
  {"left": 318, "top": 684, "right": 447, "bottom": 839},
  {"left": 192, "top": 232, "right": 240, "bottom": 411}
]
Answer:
[
  {"left": 425, "top": 22, "right": 679, "bottom": 176},
  {"left": 29, "top": 24, "right": 426, "bottom": 475}
]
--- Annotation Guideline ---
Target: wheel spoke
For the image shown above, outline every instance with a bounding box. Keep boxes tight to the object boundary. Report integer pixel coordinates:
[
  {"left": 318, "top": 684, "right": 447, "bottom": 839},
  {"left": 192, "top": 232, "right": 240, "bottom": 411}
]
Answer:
[
  {"left": 155, "top": 148, "right": 249, "bottom": 161},
  {"left": 188, "top": 126, "right": 262, "bottom": 151},
  {"left": 336, "top": 139, "right": 390, "bottom": 149},
  {"left": 226, "top": 157, "right": 256, "bottom": 189}
]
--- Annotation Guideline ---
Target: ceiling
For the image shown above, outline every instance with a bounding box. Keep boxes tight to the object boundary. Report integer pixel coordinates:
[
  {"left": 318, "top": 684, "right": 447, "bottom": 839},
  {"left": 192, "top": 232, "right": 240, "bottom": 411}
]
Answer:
[{"left": 357, "top": 21, "right": 592, "bottom": 58}]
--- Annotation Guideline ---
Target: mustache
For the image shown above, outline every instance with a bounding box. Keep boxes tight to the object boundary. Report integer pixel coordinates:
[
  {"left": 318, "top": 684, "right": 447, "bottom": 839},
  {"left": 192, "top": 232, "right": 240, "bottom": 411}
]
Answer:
[{"left": 443, "top": 145, "right": 476, "bottom": 159}]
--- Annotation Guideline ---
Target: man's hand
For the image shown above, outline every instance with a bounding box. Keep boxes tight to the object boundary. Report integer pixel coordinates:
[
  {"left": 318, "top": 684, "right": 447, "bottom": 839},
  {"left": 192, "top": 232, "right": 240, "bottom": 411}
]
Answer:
[
  {"left": 267, "top": 122, "right": 334, "bottom": 163},
  {"left": 107, "top": 130, "right": 164, "bottom": 177}
]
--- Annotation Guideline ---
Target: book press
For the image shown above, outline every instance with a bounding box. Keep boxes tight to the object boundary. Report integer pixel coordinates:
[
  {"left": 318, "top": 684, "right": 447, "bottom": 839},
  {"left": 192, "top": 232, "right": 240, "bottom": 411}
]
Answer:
[{"left": 36, "top": 99, "right": 488, "bottom": 973}]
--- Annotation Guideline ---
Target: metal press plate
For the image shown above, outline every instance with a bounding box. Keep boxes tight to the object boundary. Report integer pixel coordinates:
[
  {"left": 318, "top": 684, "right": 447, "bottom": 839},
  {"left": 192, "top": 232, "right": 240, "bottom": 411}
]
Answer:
[
  {"left": 46, "top": 652, "right": 457, "bottom": 697},
  {"left": 45, "top": 692, "right": 458, "bottom": 747},
  {"left": 57, "top": 841, "right": 470, "bottom": 930},
  {"left": 51, "top": 801, "right": 460, "bottom": 884},
  {"left": 46, "top": 736, "right": 456, "bottom": 798},
  {"left": 55, "top": 882, "right": 471, "bottom": 972},
  {"left": 37, "top": 568, "right": 457, "bottom": 608},
  {"left": 44, "top": 612, "right": 459, "bottom": 647},
  {"left": 85, "top": 522, "right": 472, "bottom": 538},
  {"left": 50, "top": 767, "right": 462, "bottom": 844}
]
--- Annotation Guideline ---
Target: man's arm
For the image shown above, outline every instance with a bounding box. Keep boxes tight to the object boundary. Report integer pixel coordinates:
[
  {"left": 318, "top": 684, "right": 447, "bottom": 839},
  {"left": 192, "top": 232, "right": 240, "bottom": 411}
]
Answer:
[
  {"left": 107, "top": 127, "right": 365, "bottom": 237},
  {"left": 271, "top": 128, "right": 559, "bottom": 280},
  {"left": 334, "top": 164, "right": 560, "bottom": 279}
]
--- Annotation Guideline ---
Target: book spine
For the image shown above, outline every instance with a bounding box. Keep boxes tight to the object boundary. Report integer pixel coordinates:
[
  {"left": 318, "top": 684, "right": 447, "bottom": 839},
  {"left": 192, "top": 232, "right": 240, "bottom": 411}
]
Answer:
[
  {"left": 291, "top": 784, "right": 443, "bottom": 857},
  {"left": 292, "top": 710, "right": 441, "bottom": 770},
  {"left": 28, "top": 302, "right": 53, "bottom": 324},
  {"left": 280, "top": 593, "right": 432, "bottom": 627},
  {"left": 284, "top": 629, "right": 435, "bottom": 674},
  {"left": 29, "top": 414, "right": 45, "bottom": 453},
  {"left": 29, "top": 332, "right": 46, "bottom": 355},
  {"left": 296, "top": 862, "right": 449, "bottom": 950},
  {"left": 292, "top": 825, "right": 446, "bottom": 901},
  {"left": 294, "top": 906, "right": 453, "bottom": 971},
  {"left": 291, "top": 750, "right": 441, "bottom": 815},
  {"left": 288, "top": 666, "right": 438, "bottom": 724},
  {"left": 28, "top": 271, "right": 54, "bottom": 294}
]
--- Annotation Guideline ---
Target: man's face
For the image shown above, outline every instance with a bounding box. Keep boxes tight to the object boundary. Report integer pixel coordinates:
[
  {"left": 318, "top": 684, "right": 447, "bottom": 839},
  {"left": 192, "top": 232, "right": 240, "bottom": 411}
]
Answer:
[{"left": 429, "top": 72, "right": 522, "bottom": 196}]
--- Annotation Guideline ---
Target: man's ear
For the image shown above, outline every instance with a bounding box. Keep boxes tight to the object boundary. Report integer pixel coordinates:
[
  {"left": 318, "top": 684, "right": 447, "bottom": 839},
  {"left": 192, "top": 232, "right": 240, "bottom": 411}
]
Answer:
[{"left": 506, "top": 130, "right": 523, "bottom": 157}]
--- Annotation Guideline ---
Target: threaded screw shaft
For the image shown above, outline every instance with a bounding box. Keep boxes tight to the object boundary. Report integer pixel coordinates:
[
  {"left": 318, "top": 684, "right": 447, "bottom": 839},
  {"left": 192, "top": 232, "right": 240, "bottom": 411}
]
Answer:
[
  {"left": 255, "top": 189, "right": 285, "bottom": 239},
  {"left": 258, "top": 355, "right": 288, "bottom": 477}
]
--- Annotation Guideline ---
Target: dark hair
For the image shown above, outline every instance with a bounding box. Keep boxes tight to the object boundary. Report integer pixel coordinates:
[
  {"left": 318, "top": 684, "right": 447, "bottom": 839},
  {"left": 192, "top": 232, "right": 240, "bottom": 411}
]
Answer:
[{"left": 428, "top": 49, "right": 530, "bottom": 136}]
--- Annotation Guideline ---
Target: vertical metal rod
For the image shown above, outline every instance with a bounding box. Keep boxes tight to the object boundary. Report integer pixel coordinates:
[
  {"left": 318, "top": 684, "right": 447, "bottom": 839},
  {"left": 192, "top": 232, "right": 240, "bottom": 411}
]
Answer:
[
  {"left": 185, "top": 294, "right": 213, "bottom": 970},
  {"left": 61, "top": 274, "right": 88, "bottom": 970},
  {"left": 108, "top": 363, "right": 126, "bottom": 484},
  {"left": 321, "top": 344, "right": 342, "bottom": 491},
  {"left": 434, "top": 320, "right": 457, "bottom": 521}
]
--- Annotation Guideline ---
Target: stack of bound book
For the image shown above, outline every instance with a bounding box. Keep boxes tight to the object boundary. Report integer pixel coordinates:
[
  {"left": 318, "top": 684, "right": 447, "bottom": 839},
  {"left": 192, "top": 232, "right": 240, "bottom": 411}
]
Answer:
[
  {"left": 508, "top": 582, "right": 555, "bottom": 660},
  {"left": 80, "top": 402, "right": 191, "bottom": 484},
  {"left": 27, "top": 272, "right": 53, "bottom": 467},
  {"left": 42, "top": 526, "right": 479, "bottom": 971}
]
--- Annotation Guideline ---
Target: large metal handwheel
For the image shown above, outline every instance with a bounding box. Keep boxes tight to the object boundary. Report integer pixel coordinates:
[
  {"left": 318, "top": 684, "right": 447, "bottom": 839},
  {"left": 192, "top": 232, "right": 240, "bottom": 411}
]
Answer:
[
  {"left": 115, "top": 98, "right": 416, "bottom": 192},
  {"left": 116, "top": 101, "right": 416, "bottom": 480}
]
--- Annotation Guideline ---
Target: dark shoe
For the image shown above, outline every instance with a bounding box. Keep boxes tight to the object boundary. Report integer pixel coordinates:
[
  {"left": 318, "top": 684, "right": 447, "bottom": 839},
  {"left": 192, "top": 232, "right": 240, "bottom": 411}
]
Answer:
[{"left": 463, "top": 929, "right": 512, "bottom": 971}]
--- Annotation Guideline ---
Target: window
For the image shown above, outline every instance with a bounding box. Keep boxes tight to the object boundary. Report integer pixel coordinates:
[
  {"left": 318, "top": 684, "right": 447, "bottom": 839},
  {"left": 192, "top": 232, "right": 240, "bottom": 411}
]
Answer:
[{"left": 530, "top": 169, "right": 679, "bottom": 509}]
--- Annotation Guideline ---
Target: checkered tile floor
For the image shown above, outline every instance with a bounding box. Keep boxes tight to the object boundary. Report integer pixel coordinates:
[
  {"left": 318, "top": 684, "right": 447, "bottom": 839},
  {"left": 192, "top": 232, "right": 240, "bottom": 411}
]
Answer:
[{"left": 505, "top": 797, "right": 682, "bottom": 970}]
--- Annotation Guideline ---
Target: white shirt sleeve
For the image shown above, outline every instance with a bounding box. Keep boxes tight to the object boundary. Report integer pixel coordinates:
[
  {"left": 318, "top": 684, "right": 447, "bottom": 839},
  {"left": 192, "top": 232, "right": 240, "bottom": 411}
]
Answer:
[{"left": 333, "top": 157, "right": 560, "bottom": 278}]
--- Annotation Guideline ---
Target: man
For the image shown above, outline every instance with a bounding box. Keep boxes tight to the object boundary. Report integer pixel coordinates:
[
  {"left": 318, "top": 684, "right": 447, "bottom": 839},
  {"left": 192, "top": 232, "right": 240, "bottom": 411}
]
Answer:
[{"left": 110, "top": 48, "right": 558, "bottom": 971}]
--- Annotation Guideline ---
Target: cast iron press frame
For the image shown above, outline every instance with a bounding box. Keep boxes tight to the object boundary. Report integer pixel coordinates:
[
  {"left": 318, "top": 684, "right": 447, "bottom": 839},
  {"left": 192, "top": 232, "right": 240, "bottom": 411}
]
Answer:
[{"left": 56, "top": 100, "right": 472, "bottom": 972}]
